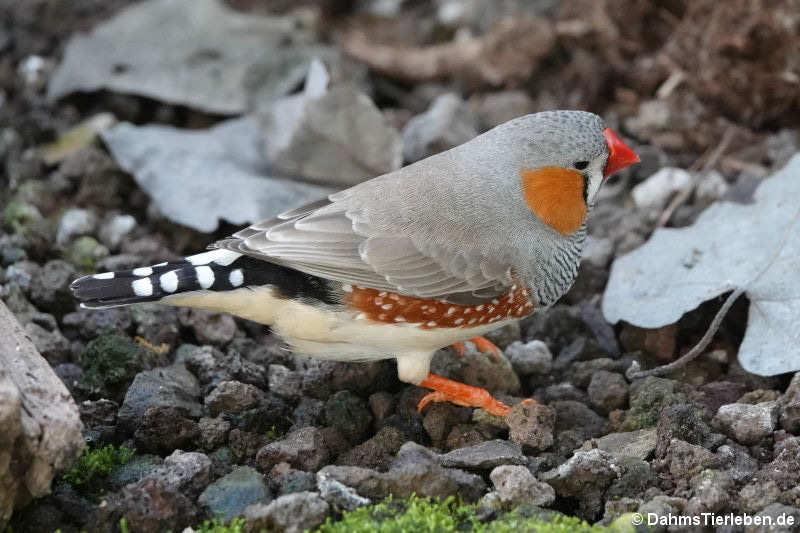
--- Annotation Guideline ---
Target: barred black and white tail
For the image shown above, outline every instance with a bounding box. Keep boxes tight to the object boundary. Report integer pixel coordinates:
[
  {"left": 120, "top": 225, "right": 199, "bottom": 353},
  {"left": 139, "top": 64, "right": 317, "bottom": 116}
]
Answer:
[{"left": 70, "top": 249, "right": 336, "bottom": 310}]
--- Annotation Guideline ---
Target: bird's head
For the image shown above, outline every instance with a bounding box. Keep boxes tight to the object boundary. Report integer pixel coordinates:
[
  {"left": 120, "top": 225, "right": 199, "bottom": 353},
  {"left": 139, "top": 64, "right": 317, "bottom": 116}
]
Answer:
[{"left": 491, "top": 110, "right": 639, "bottom": 236}]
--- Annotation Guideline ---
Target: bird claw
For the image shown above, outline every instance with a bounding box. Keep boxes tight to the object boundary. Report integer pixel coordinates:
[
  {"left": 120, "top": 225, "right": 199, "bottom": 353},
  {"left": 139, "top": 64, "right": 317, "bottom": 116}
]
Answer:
[{"left": 417, "top": 374, "right": 510, "bottom": 416}]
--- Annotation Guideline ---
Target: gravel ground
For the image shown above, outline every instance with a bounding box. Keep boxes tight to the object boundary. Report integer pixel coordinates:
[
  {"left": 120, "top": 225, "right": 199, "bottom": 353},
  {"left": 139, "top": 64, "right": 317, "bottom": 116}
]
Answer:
[{"left": 2, "top": 1, "right": 800, "bottom": 532}]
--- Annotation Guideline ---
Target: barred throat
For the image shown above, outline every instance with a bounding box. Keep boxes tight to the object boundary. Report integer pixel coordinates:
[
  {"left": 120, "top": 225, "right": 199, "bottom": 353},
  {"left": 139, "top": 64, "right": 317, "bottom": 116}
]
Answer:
[{"left": 532, "top": 224, "right": 586, "bottom": 306}]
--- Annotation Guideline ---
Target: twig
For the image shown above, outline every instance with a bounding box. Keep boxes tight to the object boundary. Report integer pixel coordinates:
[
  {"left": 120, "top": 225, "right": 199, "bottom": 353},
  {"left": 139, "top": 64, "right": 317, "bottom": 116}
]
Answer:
[
  {"left": 656, "top": 126, "right": 737, "bottom": 228},
  {"left": 627, "top": 195, "right": 800, "bottom": 380}
]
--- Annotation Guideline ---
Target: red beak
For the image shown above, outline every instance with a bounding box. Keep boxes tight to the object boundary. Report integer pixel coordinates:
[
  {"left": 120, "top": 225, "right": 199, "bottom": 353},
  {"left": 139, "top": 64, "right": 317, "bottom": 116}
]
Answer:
[{"left": 603, "top": 128, "right": 640, "bottom": 179}]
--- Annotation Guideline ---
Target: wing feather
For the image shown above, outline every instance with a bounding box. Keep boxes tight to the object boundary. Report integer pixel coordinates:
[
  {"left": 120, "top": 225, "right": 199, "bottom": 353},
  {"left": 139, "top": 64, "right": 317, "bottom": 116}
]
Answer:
[{"left": 210, "top": 196, "right": 512, "bottom": 300}]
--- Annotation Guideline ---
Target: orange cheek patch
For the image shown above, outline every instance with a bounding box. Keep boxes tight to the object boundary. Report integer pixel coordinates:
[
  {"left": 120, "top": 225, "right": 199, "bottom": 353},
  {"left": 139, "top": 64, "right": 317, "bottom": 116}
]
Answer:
[
  {"left": 520, "top": 166, "right": 587, "bottom": 235},
  {"left": 344, "top": 285, "right": 535, "bottom": 328}
]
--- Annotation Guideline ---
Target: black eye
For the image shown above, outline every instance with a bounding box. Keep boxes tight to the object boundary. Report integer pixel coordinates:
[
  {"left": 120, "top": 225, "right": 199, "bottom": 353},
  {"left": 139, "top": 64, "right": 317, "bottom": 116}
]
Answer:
[{"left": 574, "top": 161, "right": 589, "bottom": 170}]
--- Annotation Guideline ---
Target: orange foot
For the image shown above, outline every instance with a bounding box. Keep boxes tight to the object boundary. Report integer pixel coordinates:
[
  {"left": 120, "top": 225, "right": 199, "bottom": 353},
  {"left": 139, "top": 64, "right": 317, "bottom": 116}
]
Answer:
[
  {"left": 452, "top": 336, "right": 501, "bottom": 361},
  {"left": 417, "top": 374, "right": 510, "bottom": 416}
]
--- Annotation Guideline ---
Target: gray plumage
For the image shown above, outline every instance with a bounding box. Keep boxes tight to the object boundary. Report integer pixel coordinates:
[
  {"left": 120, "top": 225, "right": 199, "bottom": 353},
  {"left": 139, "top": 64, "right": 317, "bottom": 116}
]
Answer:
[{"left": 212, "top": 110, "right": 608, "bottom": 306}]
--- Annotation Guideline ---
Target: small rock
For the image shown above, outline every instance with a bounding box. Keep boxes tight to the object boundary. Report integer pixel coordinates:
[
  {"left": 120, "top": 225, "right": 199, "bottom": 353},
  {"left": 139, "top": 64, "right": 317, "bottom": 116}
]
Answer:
[
  {"left": 444, "top": 423, "right": 495, "bottom": 451},
  {"left": 740, "top": 389, "right": 781, "bottom": 404},
  {"left": 198, "top": 466, "right": 270, "bottom": 523},
  {"left": 422, "top": 403, "right": 470, "bottom": 442},
  {"left": 540, "top": 448, "right": 620, "bottom": 521},
  {"left": 62, "top": 307, "right": 133, "bottom": 339},
  {"left": 182, "top": 344, "right": 267, "bottom": 392},
  {"left": 316, "top": 471, "right": 371, "bottom": 511},
  {"left": 336, "top": 426, "right": 405, "bottom": 472},
  {"left": 659, "top": 438, "right": 715, "bottom": 479},
  {"left": 56, "top": 208, "right": 97, "bottom": 245},
  {"left": 179, "top": 308, "right": 237, "bottom": 347},
  {"left": 402, "top": 93, "right": 478, "bottom": 163},
  {"left": 199, "top": 416, "right": 231, "bottom": 451},
  {"left": 256, "top": 427, "right": 331, "bottom": 473},
  {"left": 695, "top": 170, "right": 730, "bottom": 205},
  {"left": 290, "top": 397, "right": 326, "bottom": 431},
  {"left": 686, "top": 469, "right": 733, "bottom": 514},
  {"left": 605, "top": 456, "right": 655, "bottom": 501},
  {"left": 320, "top": 442, "right": 486, "bottom": 502},
  {"left": 130, "top": 303, "right": 180, "bottom": 348},
  {"left": 268, "top": 364, "right": 303, "bottom": 399},
  {"left": 269, "top": 463, "right": 317, "bottom": 496},
  {"left": 368, "top": 391, "right": 395, "bottom": 426},
  {"left": 505, "top": 340, "right": 552, "bottom": 376},
  {"left": 117, "top": 363, "right": 202, "bottom": 434},
  {"left": 229, "top": 429, "right": 272, "bottom": 464},
  {"left": 631, "top": 167, "right": 692, "bottom": 212},
  {"left": 88, "top": 450, "right": 211, "bottom": 532},
  {"left": 28, "top": 259, "right": 76, "bottom": 315},
  {"left": 324, "top": 390, "right": 373, "bottom": 443},
  {"left": 98, "top": 214, "right": 136, "bottom": 250},
  {"left": 621, "top": 376, "right": 687, "bottom": 431},
  {"left": 490, "top": 464, "right": 555, "bottom": 508},
  {"left": 506, "top": 400, "right": 555, "bottom": 451},
  {"left": 712, "top": 401, "right": 778, "bottom": 445},
  {"left": 569, "top": 358, "right": 623, "bottom": 389},
  {"left": 552, "top": 400, "right": 606, "bottom": 440},
  {"left": 79, "top": 398, "right": 118, "bottom": 428},
  {"left": 76, "top": 333, "right": 156, "bottom": 403},
  {"left": 243, "top": 491, "right": 329, "bottom": 533},
  {"left": 582, "top": 428, "right": 657, "bottom": 460},
  {"left": 439, "top": 439, "right": 526, "bottom": 470},
  {"left": 205, "top": 380, "right": 265, "bottom": 417},
  {"left": 654, "top": 403, "right": 723, "bottom": 458},
  {"left": 587, "top": 371, "right": 629, "bottom": 414},
  {"left": 714, "top": 443, "right": 759, "bottom": 484},
  {"left": 134, "top": 405, "right": 200, "bottom": 454},
  {"left": 106, "top": 454, "right": 163, "bottom": 492}
]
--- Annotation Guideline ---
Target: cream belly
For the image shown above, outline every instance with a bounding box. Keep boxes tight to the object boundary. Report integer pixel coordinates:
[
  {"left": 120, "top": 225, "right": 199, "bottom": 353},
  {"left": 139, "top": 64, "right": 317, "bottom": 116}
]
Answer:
[{"left": 161, "top": 286, "right": 516, "bottom": 383}]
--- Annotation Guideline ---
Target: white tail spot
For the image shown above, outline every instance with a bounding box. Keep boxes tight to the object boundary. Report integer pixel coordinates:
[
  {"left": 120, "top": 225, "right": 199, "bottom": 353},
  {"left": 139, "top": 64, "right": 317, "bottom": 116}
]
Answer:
[
  {"left": 93, "top": 272, "right": 114, "bottom": 279},
  {"left": 159, "top": 271, "right": 179, "bottom": 293},
  {"left": 131, "top": 277, "right": 153, "bottom": 297},
  {"left": 195, "top": 266, "right": 215, "bottom": 289},
  {"left": 229, "top": 269, "right": 244, "bottom": 287},
  {"left": 133, "top": 266, "right": 153, "bottom": 277}
]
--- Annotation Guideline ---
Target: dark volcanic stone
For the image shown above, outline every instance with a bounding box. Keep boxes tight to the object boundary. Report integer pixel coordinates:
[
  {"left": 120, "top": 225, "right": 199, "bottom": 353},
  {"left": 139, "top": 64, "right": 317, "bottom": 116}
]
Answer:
[
  {"left": 256, "top": 427, "right": 331, "bottom": 473},
  {"left": 324, "top": 390, "right": 373, "bottom": 444},
  {"left": 134, "top": 405, "right": 201, "bottom": 455},
  {"left": 336, "top": 426, "right": 405, "bottom": 471},
  {"left": 198, "top": 466, "right": 271, "bottom": 523},
  {"left": 117, "top": 364, "right": 202, "bottom": 434}
]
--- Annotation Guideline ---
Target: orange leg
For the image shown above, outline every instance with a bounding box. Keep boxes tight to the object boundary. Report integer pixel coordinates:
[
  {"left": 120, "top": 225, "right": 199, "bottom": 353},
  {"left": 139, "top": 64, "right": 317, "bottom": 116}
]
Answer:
[
  {"left": 451, "top": 337, "right": 500, "bottom": 360},
  {"left": 417, "top": 374, "right": 510, "bottom": 416}
]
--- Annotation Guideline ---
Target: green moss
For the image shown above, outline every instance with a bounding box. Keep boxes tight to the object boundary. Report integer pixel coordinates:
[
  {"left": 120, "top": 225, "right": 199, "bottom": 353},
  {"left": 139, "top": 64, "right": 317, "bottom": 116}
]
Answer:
[
  {"left": 2, "top": 200, "right": 43, "bottom": 234},
  {"left": 63, "top": 445, "right": 135, "bottom": 487},
  {"left": 314, "top": 495, "right": 640, "bottom": 533},
  {"left": 191, "top": 518, "right": 246, "bottom": 533},
  {"left": 65, "top": 235, "right": 109, "bottom": 272},
  {"left": 77, "top": 333, "right": 157, "bottom": 401},
  {"left": 621, "top": 377, "right": 686, "bottom": 431}
]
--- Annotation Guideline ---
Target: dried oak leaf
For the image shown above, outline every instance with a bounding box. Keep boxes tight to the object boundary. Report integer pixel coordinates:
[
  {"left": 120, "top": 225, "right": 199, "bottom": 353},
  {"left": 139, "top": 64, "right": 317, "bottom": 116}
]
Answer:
[{"left": 603, "top": 155, "right": 800, "bottom": 376}]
